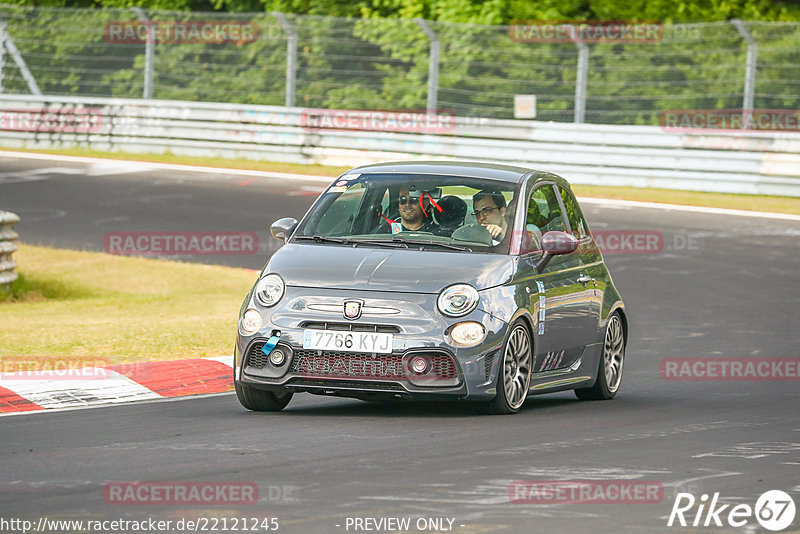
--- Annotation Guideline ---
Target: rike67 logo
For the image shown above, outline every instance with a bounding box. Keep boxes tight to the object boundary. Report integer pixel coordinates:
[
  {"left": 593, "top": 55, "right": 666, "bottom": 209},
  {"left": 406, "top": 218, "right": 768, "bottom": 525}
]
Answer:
[{"left": 668, "top": 490, "right": 796, "bottom": 531}]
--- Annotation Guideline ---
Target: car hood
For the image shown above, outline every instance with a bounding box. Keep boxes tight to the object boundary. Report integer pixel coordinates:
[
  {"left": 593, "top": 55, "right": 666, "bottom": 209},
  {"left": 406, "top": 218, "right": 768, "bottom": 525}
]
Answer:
[{"left": 265, "top": 243, "right": 516, "bottom": 293}]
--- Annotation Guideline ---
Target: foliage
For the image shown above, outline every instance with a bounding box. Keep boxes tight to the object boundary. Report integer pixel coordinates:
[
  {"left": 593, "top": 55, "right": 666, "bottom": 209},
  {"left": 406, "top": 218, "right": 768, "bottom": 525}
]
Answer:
[
  {"left": 0, "top": 1, "right": 797, "bottom": 124},
  {"left": 4, "top": 0, "right": 798, "bottom": 24}
]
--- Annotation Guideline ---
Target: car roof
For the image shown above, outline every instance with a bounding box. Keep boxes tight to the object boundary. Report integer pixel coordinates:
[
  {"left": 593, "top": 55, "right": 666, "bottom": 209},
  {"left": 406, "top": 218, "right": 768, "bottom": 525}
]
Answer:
[{"left": 348, "top": 161, "right": 567, "bottom": 186}]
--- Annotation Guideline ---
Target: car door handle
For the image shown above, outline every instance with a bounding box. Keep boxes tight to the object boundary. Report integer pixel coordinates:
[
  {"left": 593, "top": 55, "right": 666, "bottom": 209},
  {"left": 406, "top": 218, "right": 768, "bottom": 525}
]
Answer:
[{"left": 577, "top": 275, "right": 594, "bottom": 286}]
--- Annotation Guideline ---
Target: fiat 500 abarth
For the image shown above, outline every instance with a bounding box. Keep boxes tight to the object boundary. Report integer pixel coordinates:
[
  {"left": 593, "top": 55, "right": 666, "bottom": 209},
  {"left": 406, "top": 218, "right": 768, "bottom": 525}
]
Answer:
[{"left": 234, "top": 162, "right": 627, "bottom": 414}]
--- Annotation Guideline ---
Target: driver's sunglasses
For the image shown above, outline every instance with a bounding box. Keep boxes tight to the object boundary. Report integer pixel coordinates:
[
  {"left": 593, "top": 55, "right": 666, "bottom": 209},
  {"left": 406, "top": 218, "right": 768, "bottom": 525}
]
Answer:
[
  {"left": 399, "top": 195, "right": 421, "bottom": 205},
  {"left": 473, "top": 206, "right": 498, "bottom": 217}
]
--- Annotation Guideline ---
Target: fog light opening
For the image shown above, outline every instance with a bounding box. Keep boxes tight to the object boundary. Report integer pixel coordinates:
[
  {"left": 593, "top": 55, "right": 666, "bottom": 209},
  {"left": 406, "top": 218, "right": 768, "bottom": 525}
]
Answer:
[
  {"left": 269, "top": 349, "right": 287, "bottom": 366},
  {"left": 410, "top": 356, "right": 429, "bottom": 375}
]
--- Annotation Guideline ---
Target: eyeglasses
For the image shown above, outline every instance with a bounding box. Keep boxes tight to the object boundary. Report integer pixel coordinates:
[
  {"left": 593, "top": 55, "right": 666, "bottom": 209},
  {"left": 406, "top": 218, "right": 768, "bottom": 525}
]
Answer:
[
  {"left": 399, "top": 195, "right": 421, "bottom": 205},
  {"left": 472, "top": 206, "right": 498, "bottom": 218}
]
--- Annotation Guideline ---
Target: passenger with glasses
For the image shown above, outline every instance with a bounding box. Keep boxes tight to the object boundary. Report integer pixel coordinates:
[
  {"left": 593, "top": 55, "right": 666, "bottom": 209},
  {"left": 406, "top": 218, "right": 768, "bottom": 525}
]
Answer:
[{"left": 472, "top": 189, "right": 509, "bottom": 247}]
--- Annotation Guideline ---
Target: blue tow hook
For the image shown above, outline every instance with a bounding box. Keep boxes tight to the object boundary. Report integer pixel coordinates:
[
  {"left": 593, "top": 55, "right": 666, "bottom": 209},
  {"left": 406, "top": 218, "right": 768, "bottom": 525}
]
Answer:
[{"left": 261, "top": 333, "right": 281, "bottom": 356}]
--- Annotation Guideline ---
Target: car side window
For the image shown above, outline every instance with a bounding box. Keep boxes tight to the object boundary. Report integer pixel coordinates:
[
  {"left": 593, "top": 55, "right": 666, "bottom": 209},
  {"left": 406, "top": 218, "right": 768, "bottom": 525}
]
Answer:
[
  {"left": 520, "top": 185, "right": 565, "bottom": 254},
  {"left": 559, "top": 187, "right": 589, "bottom": 238}
]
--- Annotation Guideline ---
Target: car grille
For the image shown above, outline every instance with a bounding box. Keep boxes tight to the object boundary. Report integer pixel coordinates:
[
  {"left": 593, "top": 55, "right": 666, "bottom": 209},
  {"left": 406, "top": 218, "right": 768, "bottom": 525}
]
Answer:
[
  {"left": 300, "top": 321, "right": 401, "bottom": 333},
  {"left": 484, "top": 352, "right": 495, "bottom": 382},
  {"left": 246, "top": 340, "right": 270, "bottom": 369},
  {"left": 290, "top": 350, "right": 457, "bottom": 381},
  {"left": 427, "top": 354, "right": 457, "bottom": 380},
  {"left": 291, "top": 350, "right": 406, "bottom": 379}
]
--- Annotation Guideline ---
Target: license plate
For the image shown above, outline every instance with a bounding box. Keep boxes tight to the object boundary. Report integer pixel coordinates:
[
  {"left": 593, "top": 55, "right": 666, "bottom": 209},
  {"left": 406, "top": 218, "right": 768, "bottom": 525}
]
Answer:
[{"left": 302, "top": 329, "right": 393, "bottom": 354}]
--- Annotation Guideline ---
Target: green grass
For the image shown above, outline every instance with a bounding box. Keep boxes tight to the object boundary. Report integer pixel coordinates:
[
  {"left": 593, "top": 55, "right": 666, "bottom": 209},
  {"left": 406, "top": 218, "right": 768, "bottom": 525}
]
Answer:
[
  {"left": 0, "top": 244, "right": 258, "bottom": 366},
  {"left": 571, "top": 184, "right": 800, "bottom": 215},
  {"left": 1, "top": 272, "right": 94, "bottom": 302},
  {"left": 2, "top": 146, "right": 798, "bottom": 215}
]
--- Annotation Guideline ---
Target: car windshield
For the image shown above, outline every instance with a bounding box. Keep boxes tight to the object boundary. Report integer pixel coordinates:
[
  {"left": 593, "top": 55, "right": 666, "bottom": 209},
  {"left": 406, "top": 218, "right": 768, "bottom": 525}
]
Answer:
[{"left": 293, "top": 173, "right": 519, "bottom": 254}]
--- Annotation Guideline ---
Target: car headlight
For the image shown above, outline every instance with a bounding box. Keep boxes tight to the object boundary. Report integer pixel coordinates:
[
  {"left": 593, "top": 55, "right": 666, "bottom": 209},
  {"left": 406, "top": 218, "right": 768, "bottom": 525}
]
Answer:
[
  {"left": 240, "top": 308, "right": 262, "bottom": 335},
  {"left": 437, "top": 284, "right": 479, "bottom": 317},
  {"left": 448, "top": 321, "right": 486, "bottom": 347},
  {"left": 255, "top": 274, "right": 284, "bottom": 307}
]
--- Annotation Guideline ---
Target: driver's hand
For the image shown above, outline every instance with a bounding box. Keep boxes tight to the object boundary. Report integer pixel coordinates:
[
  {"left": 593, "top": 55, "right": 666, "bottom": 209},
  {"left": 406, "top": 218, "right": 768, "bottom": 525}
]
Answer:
[{"left": 483, "top": 224, "right": 504, "bottom": 239}]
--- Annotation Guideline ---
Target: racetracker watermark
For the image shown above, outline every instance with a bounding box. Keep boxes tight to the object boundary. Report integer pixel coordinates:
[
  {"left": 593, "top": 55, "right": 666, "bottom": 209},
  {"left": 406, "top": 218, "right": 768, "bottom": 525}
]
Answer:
[
  {"left": 300, "top": 108, "right": 458, "bottom": 133},
  {"left": 104, "top": 21, "right": 258, "bottom": 44},
  {"left": 590, "top": 230, "right": 702, "bottom": 255},
  {"left": 509, "top": 20, "right": 663, "bottom": 43},
  {"left": 0, "top": 108, "right": 102, "bottom": 133},
  {"left": 591, "top": 230, "right": 661, "bottom": 254},
  {"left": 0, "top": 357, "right": 159, "bottom": 381},
  {"left": 511, "top": 229, "right": 701, "bottom": 255},
  {"left": 104, "top": 231, "right": 258, "bottom": 256},
  {"left": 508, "top": 480, "right": 664, "bottom": 504},
  {"left": 104, "top": 482, "right": 259, "bottom": 505},
  {"left": 661, "top": 358, "right": 800, "bottom": 381},
  {"left": 660, "top": 109, "right": 800, "bottom": 133},
  {"left": 0, "top": 357, "right": 114, "bottom": 380}
]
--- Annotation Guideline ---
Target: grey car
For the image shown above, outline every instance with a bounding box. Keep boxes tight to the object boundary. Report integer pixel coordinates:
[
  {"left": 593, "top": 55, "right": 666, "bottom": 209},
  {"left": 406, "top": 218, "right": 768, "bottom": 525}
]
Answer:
[{"left": 234, "top": 162, "right": 627, "bottom": 414}]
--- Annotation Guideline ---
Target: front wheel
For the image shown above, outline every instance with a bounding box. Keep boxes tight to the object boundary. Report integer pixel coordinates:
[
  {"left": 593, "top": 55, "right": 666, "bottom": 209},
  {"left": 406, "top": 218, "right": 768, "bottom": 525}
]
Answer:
[
  {"left": 235, "top": 382, "right": 293, "bottom": 411},
  {"left": 486, "top": 321, "right": 533, "bottom": 414},
  {"left": 575, "top": 313, "right": 625, "bottom": 400}
]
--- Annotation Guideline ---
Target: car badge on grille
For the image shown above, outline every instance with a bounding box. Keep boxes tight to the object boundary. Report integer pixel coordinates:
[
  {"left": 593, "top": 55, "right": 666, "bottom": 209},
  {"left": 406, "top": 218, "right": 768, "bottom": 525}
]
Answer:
[{"left": 343, "top": 299, "right": 363, "bottom": 320}]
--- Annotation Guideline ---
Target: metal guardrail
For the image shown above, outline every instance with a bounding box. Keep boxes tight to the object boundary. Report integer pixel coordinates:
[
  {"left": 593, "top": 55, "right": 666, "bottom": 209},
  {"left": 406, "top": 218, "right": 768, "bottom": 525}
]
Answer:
[
  {"left": 0, "top": 210, "right": 20, "bottom": 289},
  {"left": 1, "top": 94, "right": 799, "bottom": 196}
]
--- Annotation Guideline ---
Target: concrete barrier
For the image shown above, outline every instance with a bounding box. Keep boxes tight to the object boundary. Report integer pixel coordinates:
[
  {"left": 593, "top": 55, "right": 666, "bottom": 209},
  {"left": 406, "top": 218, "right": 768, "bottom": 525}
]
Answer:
[{"left": 0, "top": 210, "right": 20, "bottom": 289}]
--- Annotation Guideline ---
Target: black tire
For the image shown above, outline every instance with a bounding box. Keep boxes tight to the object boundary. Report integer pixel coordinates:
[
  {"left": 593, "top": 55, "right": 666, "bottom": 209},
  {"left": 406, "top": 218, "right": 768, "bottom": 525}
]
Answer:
[
  {"left": 235, "top": 382, "right": 293, "bottom": 411},
  {"left": 486, "top": 320, "right": 533, "bottom": 415},
  {"left": 575, "top": 312, "right": 625, "bottom": 401}
]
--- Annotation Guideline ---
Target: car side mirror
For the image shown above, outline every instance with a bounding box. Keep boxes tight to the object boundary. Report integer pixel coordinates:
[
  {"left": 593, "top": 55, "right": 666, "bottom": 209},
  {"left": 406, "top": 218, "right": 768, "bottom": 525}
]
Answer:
[
  {"left": 536, "top": 231, "right": 578, "bottom": 272},
  {"left": 270, "top": 217, "right": 298, "bottom": 243}
]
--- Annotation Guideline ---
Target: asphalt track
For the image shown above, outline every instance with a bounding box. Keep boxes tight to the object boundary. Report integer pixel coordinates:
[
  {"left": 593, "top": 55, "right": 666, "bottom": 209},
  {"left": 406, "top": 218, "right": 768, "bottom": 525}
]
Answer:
[{"left": 1, "top": 154, "right": 799, "bottom": 534}]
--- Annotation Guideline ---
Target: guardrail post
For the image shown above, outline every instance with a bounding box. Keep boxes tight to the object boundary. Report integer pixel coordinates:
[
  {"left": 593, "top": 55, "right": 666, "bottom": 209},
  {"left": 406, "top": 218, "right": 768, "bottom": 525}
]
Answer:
[
  {"left": 731, "top": 19, "right": 757, "bottom": 128},
  {"left": 273, "top": 12, "right": 297, "bottom": 108},
  {"left": 415, "top": 18, "right": 440, "bottom": 113},
  {"left": 132, "top": 7, "right": 154, "bottom": 99},
  {"left": 0, "top": 210, "right": 20, "bottom": 290},
  {"left": 573, "top": 34, "right": 589, "bottom": 124},
  {"left": 0, "top": 17, "right": 41, "bottom": 95}
]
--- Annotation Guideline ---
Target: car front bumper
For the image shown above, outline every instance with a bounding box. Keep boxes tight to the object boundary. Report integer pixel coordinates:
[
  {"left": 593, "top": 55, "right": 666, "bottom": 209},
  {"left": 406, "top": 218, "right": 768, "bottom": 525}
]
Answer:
[{"left": 234, "top": 287, "right": 511, "bottom": 401}]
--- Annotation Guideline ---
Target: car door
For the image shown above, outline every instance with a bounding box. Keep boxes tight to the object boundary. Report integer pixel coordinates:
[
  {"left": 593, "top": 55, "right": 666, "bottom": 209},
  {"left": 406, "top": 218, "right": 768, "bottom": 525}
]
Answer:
[
  {"left": 557, "top": 185, "right": 604, "bottom": 349},
  {"left": 513, "top": 182, "right": 596, "bottom": 373}
]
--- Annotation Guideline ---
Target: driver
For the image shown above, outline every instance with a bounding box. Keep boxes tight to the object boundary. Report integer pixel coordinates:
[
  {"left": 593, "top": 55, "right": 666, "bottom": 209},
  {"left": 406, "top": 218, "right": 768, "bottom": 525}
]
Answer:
[{"left": 378, "top": 186, "right": 440, "bottom": 234}]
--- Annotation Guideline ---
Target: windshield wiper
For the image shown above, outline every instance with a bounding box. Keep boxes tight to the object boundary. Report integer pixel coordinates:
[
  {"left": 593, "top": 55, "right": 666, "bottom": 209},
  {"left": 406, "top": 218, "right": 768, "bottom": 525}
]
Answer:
[
  {"left": 350, "top": 238, "right": 409, "bottom": 248},
  {"left": 293, "top": 235, "right": 409, "bottom": 249},
  {"left": 413, "top": 241, "right": 472, "bottom": 252},
  {"left": 293, "top": 235, "right": 350, "bottom": 244},
  {"left": 294, "top": 235, "right": 467, "bottom": 251},
  {"left": 386, "top": 237, "right": 472, "bottom": 252}
]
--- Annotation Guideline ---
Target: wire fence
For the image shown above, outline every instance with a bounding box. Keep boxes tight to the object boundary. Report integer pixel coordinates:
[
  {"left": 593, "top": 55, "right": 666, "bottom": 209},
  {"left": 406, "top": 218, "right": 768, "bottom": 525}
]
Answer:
[{"left": 0, "top": 5, "right": 798, "bottom": 125}]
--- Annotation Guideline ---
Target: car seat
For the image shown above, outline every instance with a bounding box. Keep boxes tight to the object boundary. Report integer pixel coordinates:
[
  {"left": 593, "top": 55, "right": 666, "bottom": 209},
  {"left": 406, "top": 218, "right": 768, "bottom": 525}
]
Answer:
[{"left": 435, "top": 195, "right": 467, "bottom": 236}]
